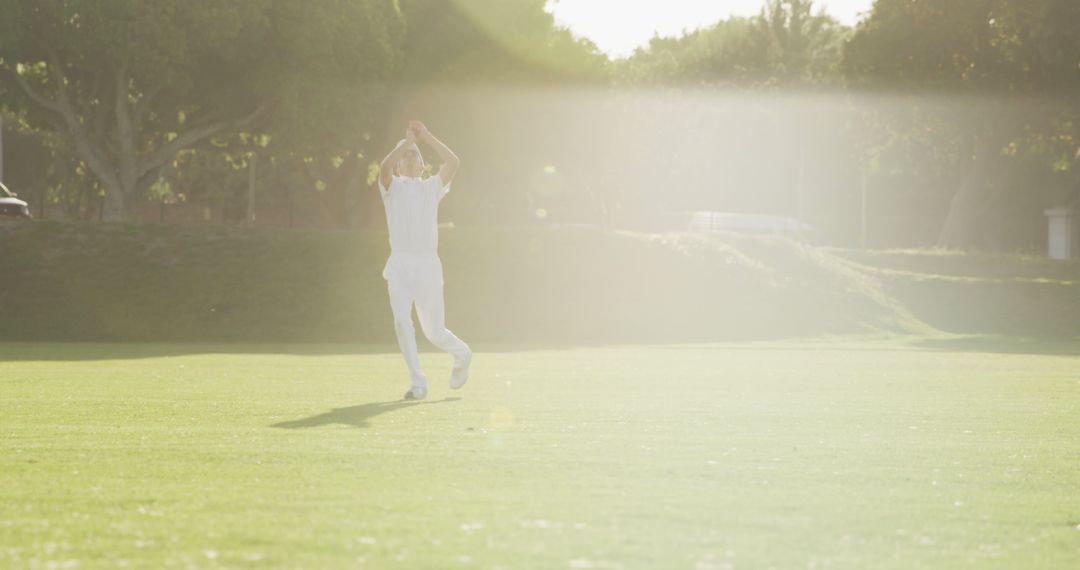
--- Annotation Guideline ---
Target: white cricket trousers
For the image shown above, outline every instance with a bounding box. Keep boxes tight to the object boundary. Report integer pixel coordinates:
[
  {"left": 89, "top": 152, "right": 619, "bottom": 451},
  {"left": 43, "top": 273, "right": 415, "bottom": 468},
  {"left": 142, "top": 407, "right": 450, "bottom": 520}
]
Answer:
[{"left": 383, "top": 252, "right": 471, "bottom": 388}]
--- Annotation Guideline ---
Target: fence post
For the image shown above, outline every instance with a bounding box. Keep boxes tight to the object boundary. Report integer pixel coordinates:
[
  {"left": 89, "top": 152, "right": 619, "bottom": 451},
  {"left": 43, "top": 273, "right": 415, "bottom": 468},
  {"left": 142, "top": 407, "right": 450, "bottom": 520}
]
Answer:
[{"left": 247, "top": 153, "right": 257, "bottom": 225}]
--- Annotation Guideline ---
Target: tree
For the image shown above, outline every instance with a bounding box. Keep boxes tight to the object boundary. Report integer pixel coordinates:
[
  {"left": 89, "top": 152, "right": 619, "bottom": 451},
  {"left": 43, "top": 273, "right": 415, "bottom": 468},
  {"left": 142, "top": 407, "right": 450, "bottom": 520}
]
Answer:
[
  {"left": 844, "top": 0, "right": 1080, "bottom": 248},
  {"left": 617, "top": 0, "right": 846, "bottom": 88},
  {"left": 398, "top": 0, "right": 608, "bottom": 85},
  {"left": 616, "top": 18, "right": 764, "bottom": 88},
  {"left": 0, "top": 0, "right": 402, "bottom": 222},
  {"left": 758, "top": 0, "right": 848, "bottom": 86}
]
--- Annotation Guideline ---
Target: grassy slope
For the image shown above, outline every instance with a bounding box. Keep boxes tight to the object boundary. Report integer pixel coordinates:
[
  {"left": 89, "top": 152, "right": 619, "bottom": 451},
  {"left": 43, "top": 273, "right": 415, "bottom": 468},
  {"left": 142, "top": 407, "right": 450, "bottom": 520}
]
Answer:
[
  {"left": 0, "top": 223, "right": 929, "bottom": 343},
  {"left": 837, "top": 250, "right": 1080, "bottom": 337},
  {"left": 2, "top": 341, "right": 1079, "bottom": 568},
  {"left": 4, "top": 223, "right": 1079, "bottom": 342}
]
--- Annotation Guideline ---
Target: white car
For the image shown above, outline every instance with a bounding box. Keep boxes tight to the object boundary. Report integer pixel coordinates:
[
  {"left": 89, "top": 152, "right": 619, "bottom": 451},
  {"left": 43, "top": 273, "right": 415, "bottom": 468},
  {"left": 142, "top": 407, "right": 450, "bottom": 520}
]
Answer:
[
  {"left": 0, "top": 181, "right": 32, "bottom": 220},
  {"left": 682, "top": 211, "right": 822, "bottom": 243}
]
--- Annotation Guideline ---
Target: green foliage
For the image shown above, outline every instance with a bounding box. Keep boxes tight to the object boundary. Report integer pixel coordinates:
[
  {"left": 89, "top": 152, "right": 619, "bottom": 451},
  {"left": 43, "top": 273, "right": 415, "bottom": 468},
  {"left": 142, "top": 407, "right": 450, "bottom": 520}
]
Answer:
[
  {"left": 3, "top": 0, "right": 1078, "bottom": 252},
  {"left": 618, "top": 0, "right": 848, "bottom": 88},
  {"left": 617, "top": 18, "right": 763, "bottom": 87},
  {"left": 757, "top": 0, "right": 848, "bottom": 85},
  {"left": 845, "top": 0, "right": 1080, "bottom": 95},
  {"left": 1, "top": 0, "right": 612, "bottom": 225},
  {"left": 398, "top": 0, "right": 608, "bottom": 84},
  {"left": 0, "top": 0, "right": 403, "bottom": 220},
  {"left": 843, "top": 0, "right": 1080, "bottom": 248}
]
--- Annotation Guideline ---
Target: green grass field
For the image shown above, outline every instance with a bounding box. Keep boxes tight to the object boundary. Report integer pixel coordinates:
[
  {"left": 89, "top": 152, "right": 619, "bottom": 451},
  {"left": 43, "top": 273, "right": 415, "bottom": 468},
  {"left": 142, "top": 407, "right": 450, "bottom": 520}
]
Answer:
[{"left": 3, "top": 339, "right": 1079, "bottom": 568}]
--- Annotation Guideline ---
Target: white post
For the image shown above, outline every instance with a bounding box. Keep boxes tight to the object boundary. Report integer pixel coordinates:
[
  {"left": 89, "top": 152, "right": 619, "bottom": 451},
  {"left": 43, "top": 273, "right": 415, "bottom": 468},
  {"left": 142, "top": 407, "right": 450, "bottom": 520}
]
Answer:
[
  {"left": 860, "top": 170, "right": 867, "bottom": 250},
  {"left": 1045, "top": 208, "right": 1072, "bottom": 260},
  {"left": 798, "top": 142, "right": 805, "bottom": 225},
  {"left": 247, "top": 154, "right": 257, "bottom": 225}
]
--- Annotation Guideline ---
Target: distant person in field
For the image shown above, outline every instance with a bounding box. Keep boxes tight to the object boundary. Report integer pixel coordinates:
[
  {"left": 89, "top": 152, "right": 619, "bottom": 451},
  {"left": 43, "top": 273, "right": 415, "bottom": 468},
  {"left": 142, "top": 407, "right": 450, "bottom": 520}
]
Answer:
[{"left": 377, "top": 120, "right": 472, "bottom": 400}]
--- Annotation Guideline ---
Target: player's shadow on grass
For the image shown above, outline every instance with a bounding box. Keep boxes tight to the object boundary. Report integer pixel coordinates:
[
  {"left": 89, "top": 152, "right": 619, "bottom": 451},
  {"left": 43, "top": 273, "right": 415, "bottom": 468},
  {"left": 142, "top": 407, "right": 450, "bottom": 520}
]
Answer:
[{"left": 271, "top": 397, "right": 461, "bottom": 430}]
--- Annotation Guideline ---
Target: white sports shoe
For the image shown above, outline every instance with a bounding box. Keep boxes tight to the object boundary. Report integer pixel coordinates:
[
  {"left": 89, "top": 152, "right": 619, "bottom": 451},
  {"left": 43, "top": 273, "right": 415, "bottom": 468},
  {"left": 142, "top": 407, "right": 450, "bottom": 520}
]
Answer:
[
  {"left": 403, "top": 385, "right": 427, "bottom": 400},
  {"left": 450, "top": 352, "right": 472, "bottom": 390}
]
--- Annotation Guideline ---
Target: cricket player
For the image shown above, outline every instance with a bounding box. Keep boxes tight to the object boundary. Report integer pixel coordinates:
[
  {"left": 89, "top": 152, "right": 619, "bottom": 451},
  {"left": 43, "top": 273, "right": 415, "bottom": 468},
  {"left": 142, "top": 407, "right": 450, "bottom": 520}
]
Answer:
[{"left": 377, "top": 120, "right": 472, "bottom": 400}]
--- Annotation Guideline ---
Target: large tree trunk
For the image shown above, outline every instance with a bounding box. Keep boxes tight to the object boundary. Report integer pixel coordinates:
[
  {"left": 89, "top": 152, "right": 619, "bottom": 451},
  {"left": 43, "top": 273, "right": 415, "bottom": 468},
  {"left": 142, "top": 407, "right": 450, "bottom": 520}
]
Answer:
[
  {"left": 936, "top": 135, "right": 1010, "bottom": 249},
  {"left": 101, "top": 181, "right": 130, "bottom": 223},
  {"left": 101, "top": 168, "right": 161, "bottom": 223}
]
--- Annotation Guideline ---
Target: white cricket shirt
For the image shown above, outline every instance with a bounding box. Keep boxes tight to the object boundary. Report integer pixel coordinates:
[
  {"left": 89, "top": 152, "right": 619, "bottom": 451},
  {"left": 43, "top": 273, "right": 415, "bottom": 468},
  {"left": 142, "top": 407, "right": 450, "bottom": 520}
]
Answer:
[{"left": 378, "top": 173, "right": 451, "bottom": 254}]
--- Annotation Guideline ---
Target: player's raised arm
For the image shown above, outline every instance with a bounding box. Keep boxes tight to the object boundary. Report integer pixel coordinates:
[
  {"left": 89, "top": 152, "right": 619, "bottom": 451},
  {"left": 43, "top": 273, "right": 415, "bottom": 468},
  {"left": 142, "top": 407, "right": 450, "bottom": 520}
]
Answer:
[
  {"left": 412, "top": 120, "right": 460, "bottom": 186},
  {"left": 378, "top": 128, "right": 417, "bottom": 189}
]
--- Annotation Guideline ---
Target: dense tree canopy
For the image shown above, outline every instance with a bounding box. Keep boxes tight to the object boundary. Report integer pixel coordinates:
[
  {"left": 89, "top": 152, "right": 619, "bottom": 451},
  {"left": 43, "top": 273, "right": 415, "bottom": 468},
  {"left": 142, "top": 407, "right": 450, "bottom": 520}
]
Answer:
[
  {"left": 845, "top": 0, "right": 1080, "bottom": 248},
  {"left": 2, "top": 0, "right": 1078, "bottom": 251},
  {"left": 399, "top": 0, "right": 608, "bottom": 84},
  {"left": 0, "top": 0, "right": 401, "bottom": 221},
  {"left": 618, "top": 0, "right": 847, "bottom": 88}
]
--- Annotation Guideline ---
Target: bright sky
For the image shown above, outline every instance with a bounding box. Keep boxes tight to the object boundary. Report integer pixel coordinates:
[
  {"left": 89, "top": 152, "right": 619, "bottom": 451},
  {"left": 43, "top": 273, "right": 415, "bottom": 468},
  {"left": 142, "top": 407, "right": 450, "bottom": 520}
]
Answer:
[{"left": 547, "top": 0, "right": 874, "bottom": 58}]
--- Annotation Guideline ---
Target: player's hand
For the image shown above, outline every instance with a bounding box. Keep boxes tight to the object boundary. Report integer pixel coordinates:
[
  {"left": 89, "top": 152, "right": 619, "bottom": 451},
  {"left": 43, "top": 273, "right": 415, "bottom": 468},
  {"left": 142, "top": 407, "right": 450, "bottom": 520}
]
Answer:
[{"left": 408, "top": 120, "right": 429, "bottom": 141}]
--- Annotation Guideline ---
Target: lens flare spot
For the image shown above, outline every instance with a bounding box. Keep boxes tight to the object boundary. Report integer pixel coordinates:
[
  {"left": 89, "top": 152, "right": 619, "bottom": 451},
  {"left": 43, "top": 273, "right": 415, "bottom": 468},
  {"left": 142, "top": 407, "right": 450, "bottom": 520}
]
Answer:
[
  {"left": 489, "top": 407, "right": 514, "bottom": 431},
  {"left": 535, "top": 208, "right": 549, "bottom": 220},
  {"left": 530, "top": 164, "right": 564, "bottom": 197}
]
